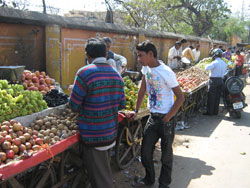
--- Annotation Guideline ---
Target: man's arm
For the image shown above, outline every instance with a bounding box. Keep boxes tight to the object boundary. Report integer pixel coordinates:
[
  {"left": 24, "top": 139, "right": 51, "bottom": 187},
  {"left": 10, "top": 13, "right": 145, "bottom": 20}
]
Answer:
[
  {"left": 168, "top": 48, "right": 175, "bottom": 60},
  {"left": 113, "top": 53, "right": 127, "bottom": 67},
  {"left": 163, "top": 86, "right": 184, "bottom": 122},
  {"left": 68, "top": 73, "right": 87, "bottom": 112},
  {"left": 205, "top": 62, "right": 215, "bottom": 71},
  {"left": 128, "top": 76, "right": 146, "bottom": 119},
  {"left": 118, "top": 85, "right": 126, "bottom": 111},
  {"left": 189, "top": 49, "right": 195, "bottom": 61}
]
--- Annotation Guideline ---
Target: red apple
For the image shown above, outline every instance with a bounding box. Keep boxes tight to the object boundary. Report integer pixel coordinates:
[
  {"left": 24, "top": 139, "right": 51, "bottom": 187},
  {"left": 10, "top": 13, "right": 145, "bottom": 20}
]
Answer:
[
  {"left": 45, "top": 78, "right": 51, "bottom": 84},
  {"left": 40, "top": 78, "right": 45, "bottom": 85},
  {"left": 26, "top": 73, "right": 32, "bottom": 80},
  {"left": 28, "top": 82, "right": 35, "bottom": 87},
  {"left": 6, "top": 150, "right": 14, "bottom": 159},
  {"left": 34, "top": 71, "right": 40, "bottom": 77},
  {"left": 23, "top": 82, "right": 28, "bottom": 89},
  {"left": 41, "top": 91, "right": 47, "bottom": 95},
  {"left": 41, "top": 71, "right": 46, "bottom": 77},
  {"left": 39, "top": 85, "right": 46, "bottom": 91},
  {"left": 38, "top": 75, "right": 44, "bottom": 79},
  {"left": 34, "top": 82, "right": 40, "bottom": 88},
  {"left": 32, "top": 76, "right": 39, "bottom": 83}
]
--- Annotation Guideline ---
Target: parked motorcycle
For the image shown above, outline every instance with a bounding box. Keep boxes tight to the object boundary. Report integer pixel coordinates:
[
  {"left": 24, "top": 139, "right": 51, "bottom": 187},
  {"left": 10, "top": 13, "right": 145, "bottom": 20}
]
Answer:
[{"left": 222, "top": 69, "right": 247, "bottom": 118}]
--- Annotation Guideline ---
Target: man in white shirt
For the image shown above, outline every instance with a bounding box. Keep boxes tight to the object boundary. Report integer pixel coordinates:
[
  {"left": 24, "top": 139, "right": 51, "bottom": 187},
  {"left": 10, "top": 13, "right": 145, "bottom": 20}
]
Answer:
[
  {"left": 130, "top": 40, "right": 184, "bottom": 188},
  {"left": 168, "top": 42, "right": 182, "bottom": 69},
  {"left": 192, "top": 44, "right": 201, "bottom": 64},
  {"left": 204, "top": 48, "right": 227, "bottom": 116},
  {"left": 103, "top": 37, "right": 127, "bottom": 74}
]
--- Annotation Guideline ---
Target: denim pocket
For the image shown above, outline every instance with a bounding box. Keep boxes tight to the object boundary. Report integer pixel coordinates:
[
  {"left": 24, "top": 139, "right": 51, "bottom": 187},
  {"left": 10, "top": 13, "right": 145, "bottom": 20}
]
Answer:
[
  {"left": 144, "top": 116, "right": 154, "bottom": 135},
  {"left": 162, "top": 121, "right": 173, "bottom": 136}
]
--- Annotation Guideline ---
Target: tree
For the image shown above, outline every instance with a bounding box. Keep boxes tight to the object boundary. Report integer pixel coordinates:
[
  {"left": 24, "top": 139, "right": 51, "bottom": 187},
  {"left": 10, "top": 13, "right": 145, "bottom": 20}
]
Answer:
[
  {"left": 114, "top": 0, "right": 231, "bottom": 37},
  {"left": 0, "top": 0, "right": 29, "bottom": 10}
]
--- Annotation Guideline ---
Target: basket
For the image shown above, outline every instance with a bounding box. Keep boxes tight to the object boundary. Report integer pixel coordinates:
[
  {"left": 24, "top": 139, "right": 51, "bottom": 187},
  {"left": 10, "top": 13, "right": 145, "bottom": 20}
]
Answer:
[{"left": 0, "top": 66, "right": 25, "bottom": 82}]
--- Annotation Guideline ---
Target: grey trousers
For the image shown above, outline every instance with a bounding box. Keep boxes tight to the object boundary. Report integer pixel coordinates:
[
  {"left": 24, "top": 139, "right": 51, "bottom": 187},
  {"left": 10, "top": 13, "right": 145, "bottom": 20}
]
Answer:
[{"left": 82, "top": 145, "right": 114, "bottom": 188}]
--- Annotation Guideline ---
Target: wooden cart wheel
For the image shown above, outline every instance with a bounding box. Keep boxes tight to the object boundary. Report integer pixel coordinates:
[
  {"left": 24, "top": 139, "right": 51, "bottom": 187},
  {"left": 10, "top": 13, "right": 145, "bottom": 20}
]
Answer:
[
  {"left": 115, "top": 120, "right": 143, "bottom": 169},
  {"left": 6, "top": 161, "right": 57, "bottom": 188},
  {"left": 51, "top": 148, "right": 91, "bottom": 188},
  {"left": 28, "top": 161, "right": 57, "bottom": 188}
]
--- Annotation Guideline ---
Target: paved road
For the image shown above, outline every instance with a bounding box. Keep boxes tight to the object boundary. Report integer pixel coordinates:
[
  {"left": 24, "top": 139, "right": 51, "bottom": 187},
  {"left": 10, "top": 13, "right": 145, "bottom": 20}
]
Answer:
[
  {"left": 171, "top": 82, "right": 250, "bottom": 188},
  {"left": 113, "top": 81, "right": 250, "bottom": 188}
]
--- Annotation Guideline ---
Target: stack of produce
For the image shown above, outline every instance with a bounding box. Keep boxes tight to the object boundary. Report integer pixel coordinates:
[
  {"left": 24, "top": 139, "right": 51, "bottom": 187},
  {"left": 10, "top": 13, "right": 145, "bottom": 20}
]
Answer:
[
  {"left": 43, "top": 89, "right": 69, "bottom": 107},
  {"left": 22, "top": 70, "right": 56, "bottom": 95},
  {"left": 123, "top": 76, "right": 147, "bottom": 111},
  {"left": 0, "top": 80, "right": 48, "bottom": 122},
  {"left": 0, "top": 107, "right": 78, "bottom": 165},
  {"left": 176, "top": 67, "right": 209, "bottom": 92},
  {"left": 196, "top": 57, "right": 234, "bottom": 70}
]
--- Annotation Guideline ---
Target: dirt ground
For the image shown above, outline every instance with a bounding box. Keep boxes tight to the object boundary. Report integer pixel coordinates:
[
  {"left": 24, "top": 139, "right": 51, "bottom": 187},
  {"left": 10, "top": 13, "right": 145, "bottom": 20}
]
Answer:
[{"left": 111, "top": 79, "right": 250, "bottom": 188}]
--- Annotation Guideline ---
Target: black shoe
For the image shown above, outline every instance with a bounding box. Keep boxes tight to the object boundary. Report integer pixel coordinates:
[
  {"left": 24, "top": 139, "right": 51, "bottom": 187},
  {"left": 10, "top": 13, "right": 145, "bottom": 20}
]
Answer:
[{"left": 132, "top": 178, "right": 154, "bottom": 187}]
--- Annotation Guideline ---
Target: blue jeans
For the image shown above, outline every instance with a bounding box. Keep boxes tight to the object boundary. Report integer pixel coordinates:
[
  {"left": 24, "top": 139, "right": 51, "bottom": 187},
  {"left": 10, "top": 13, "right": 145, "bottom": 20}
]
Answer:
[{"left": 141, "top": 113, "right": 175, "bottom": 187}]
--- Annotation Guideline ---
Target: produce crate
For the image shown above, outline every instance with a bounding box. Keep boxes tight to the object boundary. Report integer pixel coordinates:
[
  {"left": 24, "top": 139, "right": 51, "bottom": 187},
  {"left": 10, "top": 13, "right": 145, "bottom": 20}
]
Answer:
[{"left": 0, "top": 66, "right": 25, "bottom": 82}]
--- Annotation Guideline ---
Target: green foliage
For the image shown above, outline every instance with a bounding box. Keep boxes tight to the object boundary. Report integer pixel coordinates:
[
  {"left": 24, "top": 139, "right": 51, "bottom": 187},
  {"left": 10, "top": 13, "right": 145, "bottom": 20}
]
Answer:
[{"left": 114, "top": 0, "right": 231, "bottom": 37}]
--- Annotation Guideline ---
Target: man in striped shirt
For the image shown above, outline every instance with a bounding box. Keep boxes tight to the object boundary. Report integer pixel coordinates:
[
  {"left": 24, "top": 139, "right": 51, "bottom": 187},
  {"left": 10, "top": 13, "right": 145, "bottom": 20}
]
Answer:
[{"left": 69, "top": 38, "right": 125, "bottom": 188}]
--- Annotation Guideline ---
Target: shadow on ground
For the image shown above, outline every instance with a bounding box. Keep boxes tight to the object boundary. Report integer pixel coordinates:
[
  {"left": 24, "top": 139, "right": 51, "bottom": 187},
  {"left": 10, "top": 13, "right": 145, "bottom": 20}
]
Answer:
[{"left": 171, "top": 155, "right": 215, "bottom": 188}]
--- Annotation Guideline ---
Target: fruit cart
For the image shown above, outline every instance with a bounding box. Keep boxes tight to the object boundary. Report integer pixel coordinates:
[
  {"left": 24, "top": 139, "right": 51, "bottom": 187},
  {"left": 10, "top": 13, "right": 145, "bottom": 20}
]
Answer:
[
  {"left": 0, "top": 105, "right": 87, "bottom": 188},
  {"left": 175, "top": 67, "right": 210, "bottom": 124},
  {"left": 0, "top": 104, "right": 150, "bottom": 188}
]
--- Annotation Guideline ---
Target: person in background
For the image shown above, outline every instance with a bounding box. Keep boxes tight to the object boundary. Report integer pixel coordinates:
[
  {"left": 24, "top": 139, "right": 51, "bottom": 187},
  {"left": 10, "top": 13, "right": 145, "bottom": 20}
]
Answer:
[
  {"left": 235, "top": 50, "right": 245, "bottom": 76},
  {"left": 245, "top": 50, "right": 250, "bottom": 64},
  {"left": 192, "top": 44, "right": 201, "bottom": 64},
  {"left": 69, "top": 38, "right": 125, "bottom": 188},
  {"left": 209, "top": 44, "right": 217, "bottom": 56},
  {"left": 203, "top": 48, "right": 227, "bottom": 116},
  {"left": 178, "top": 39, "right": 187, "bottom": 54},
  {"left": 168, "top": 42, "right": 182, "bottom": 69},
  {"left": 182, "top": 45, "right": 195, "bottom": 62},
  {"left": 222, "top": 47, "right": 232, "bottom": 61},
  {"left": 103, "top": 37, "right": 127, "bottom": 74},
  {"left": 130, "top": 40, "right": 184, "bottom": 188},
  {"left": 219, "top": 45, "right": 224, "bottom": 52}
]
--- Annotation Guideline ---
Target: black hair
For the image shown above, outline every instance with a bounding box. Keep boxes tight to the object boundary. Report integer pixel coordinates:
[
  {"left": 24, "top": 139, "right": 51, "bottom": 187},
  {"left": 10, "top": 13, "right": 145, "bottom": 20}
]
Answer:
[
  {"left": 236, "top": 50, "right": 240, "bottom": 54},
  {"left": 85, "top": 38, "right": 106, "bottom": 58},
  {"left": 219, "top": 46, "right": 223, "bottom": 49},
  {"left": 189, "top": 45, "right": 194, "bottom": 49},
  {"left": 136, "top": 40, "right": 157, "bottom": 58},
  {"left": 103, "top": 37, "right": 112, "bottom": 44},
  {"left": 180, "top": 39, "right": 187, "bottom": 43}
]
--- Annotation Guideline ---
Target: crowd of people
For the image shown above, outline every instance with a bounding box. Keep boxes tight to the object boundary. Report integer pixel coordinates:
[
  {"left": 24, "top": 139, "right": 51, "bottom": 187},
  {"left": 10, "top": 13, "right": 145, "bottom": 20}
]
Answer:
[
  {"left": 167, "top": 39, "right": 201, "bottom": 70},
  {"left": 68, "top": 36, "right": 249, "bottom": 188}
]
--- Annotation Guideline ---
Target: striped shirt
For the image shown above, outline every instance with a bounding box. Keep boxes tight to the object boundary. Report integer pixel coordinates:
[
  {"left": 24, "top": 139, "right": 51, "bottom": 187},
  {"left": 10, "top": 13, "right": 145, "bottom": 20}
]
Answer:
[{"left": 69, "top": 57, "right": 125, "bottom": 147}]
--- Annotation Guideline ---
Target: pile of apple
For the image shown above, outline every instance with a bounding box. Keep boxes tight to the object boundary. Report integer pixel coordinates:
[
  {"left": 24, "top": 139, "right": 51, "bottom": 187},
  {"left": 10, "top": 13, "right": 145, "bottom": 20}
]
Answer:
[
  {"left": 176, "top": 66, "right": 209, "bottom": 92},
  {"left": 0, "top": 120, "right": 44, "bottom": 164},
  {"left": 22, "top": 70, "right": 56, "bottom": 95}
]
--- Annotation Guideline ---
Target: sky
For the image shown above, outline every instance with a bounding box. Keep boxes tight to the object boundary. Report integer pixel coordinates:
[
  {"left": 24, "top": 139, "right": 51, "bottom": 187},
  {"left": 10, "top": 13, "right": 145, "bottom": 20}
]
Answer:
[{"left": 4, "top": 0, "right": 250, "bottom": 16}]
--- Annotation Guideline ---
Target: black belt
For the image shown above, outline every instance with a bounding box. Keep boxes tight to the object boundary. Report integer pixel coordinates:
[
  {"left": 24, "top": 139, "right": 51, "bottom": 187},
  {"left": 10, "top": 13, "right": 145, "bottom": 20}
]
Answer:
[
  {"left": 210, "top": 77, "right": 222, "bottom": 79},
  {"left": 151, "top": 112, "right": 165, "bottom": 117},
  {"left": 151, "top": 113, "right": 175, "bottom": 121}
]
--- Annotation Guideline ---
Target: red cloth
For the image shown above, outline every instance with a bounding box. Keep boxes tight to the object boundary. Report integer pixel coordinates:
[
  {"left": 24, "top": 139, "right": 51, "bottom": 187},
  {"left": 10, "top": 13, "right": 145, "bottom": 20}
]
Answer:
[{"left": 235, "top": 55, "right": 245, "bottom": 66}]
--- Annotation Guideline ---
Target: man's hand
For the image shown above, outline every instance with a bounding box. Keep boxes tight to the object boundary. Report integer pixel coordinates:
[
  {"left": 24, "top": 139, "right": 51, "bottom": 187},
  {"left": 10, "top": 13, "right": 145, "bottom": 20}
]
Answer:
[
  {"left": 163, "top": 114, "right": 171, "bottom": 123},
  {"left": 68, "top": 85, "right": 73, "bottom": 93},
  {"left": 126, "top": 111, "right": 137, "bottom": 120},
  {"left": 176, "top": 56, "right": 181, "bottom": 61}
]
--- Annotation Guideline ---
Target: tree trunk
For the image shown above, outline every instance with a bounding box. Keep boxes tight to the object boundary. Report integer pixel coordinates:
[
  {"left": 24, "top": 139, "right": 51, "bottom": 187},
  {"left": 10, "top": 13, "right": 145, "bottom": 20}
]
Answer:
[{"left": 42, "top": 0, "right": 46, "bottom": 14}]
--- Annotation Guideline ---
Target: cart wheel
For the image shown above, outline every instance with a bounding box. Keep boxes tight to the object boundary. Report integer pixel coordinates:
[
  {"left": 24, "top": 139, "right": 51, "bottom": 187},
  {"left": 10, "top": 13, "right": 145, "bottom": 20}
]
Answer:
[
  {"left": 115, "top": 120, "right": 143, "bottom": 169},
  {"left": 58, "top": 149, "right": 91, "bottom": 188},
  {"left": 28, "top": 161, "right": 57, "bottom": 188}
]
